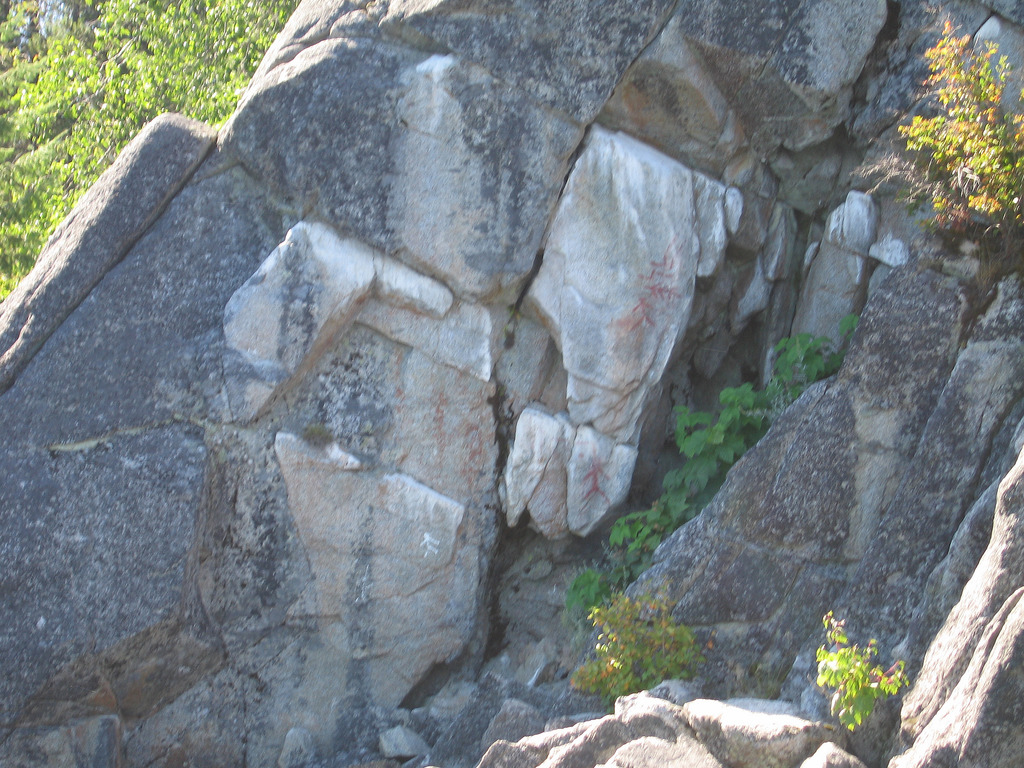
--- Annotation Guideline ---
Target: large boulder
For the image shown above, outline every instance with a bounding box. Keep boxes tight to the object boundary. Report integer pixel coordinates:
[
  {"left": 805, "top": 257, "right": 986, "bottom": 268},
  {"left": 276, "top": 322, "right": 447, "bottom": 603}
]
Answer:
[
  {"left": 0, "top": 114, "right": 216, "bottom": 394},
  {"left": 635, "top": 266, "right": 975, "bottom": 693},
  {"left": 601, "top": 0, "right": 888, "bottom": 173},
  {"left": 890, "top": 411, "right": 1024, "bottom": 767}
]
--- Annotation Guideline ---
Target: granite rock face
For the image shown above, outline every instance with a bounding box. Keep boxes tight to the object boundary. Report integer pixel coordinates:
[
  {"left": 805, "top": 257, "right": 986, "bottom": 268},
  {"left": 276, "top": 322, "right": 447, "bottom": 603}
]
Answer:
[{"left": 4, "top": 2, "right": 1024, "bottom": 768}]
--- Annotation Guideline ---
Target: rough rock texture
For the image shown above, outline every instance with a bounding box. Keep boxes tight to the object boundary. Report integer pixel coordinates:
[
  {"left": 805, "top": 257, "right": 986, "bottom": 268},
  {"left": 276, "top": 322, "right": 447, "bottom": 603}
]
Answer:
[
  {"left": 0, "top": 114, "right": 216, "bottom": 395},
  {"left": 4, "top": 2, "right": 1024, "bottom": 767},
  {"left": 636, "top": 266, "right": 972, "bottom": 693},
  {"left": 890, "top": 422, "right": 1024, "bottom": 767},
  {"left": 472, "top": 692, "right": 846, "bottom": 768},
  {"left": 528, "top": 127, "right": 727, "bottom": 443},
  {"left": 682, "top": 698, "right": 839, "bottom": 768},
  {"left": 602, "top": 0, "right": 888, "bottom": 172}
]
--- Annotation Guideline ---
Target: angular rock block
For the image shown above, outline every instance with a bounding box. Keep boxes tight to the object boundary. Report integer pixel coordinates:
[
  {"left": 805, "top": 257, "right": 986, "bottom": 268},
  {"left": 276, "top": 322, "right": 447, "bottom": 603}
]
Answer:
[
  {"left": 224, "top": 222, "right": 377, "bottom": 420},
  {"left": 274, "top": 432, "right": 478, "bottom": 705},
  {"left": 528, "top": 127, "right": 727, "bottom": 443},
  {"left": 224, "top": 41, "right": 581, "bottom": 302},
  {"left": 503, "top": 409, "right": 637, "bottom": 538}
]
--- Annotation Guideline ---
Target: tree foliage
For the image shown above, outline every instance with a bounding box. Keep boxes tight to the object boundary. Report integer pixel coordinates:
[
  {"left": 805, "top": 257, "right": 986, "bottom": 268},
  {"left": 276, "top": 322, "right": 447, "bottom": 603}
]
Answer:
[
  {"left": 0, "top": 0, "right": 297, "bottom": 299},
  {"left": 899, "top": 20, "right": 1024, "bottom": 263},
  {"left": 816, "top": 612, "right": 909, "bottom": 731}
]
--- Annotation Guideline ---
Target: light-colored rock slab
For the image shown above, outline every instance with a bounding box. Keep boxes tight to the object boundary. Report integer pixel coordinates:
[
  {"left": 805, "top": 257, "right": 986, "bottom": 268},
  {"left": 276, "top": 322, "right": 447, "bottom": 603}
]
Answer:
[
  {"left": 224, "top": 222, "right": 376, "bottom": 420},
  {"left": 278, "top": 727, "right": 317, "bottom": 768},
  {"left": 503, "top": 408, "right": 575, "bottom": 537},
  {"left": 683, "top": 698, "right": 837, "bottom": 768},
  {"left": 823, "top": 192, "right": 879, "bottom": 256},
  {"left": 792, "top": 192, "right": 878, "bottom": 340},
  {"left": 357, "top": 298, "right": 496, "bottom": 382},
  {"left": 528, "top": 127, "right": 726, "bottom": 442},
  {"left": 387, "top": 53, "right": 582, "bottom": 300},
  {"left": 605, "top": 735, "right": 725, "bottom": 768},
  {"left": 273, "top": 430, "right": 477, "bottom": 706},
  {"left": 868, "top": 234, "right": 909, "bottom": 268},
  {"left": 373, "top": 252, "right": 454, "bottom": 318},
  {"left": 567, "top": 426, "right": 638, "bottom": 537}
]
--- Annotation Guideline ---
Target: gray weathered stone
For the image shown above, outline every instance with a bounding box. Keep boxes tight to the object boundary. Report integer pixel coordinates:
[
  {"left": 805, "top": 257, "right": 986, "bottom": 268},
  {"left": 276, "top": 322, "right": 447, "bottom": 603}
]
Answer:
[
  {"left": 0, "top": 715, "right": 122, "bottom": 768},
  {"left": 381, "top": 0, "right": 677, "bottom": 123},
  {"left": 991, "top": 1, "right": 1024, "bottom": 28},
  {"left": 636, "top": 268, "right": 968, "bottom": 694},
  {"left": 841, "top": 277, "right": 1024, "bottom": 653},
  {"left": 279, "top": 726, "right": 317, "bottom": 768},
  {"left": 0, "top": 428, "right": 211, "bottom": 729},
  {"left": 667, "top": 0, "right": 887, "bottom": 154},
  {"left": 792, "top": 192, "right": 879, "bottom": 340},
  {"left": 380, "top": 725, "right": 430, "bottom": 759},
  {"left": 480, "top": 699, "right": 546, "bottom": 753},
  {"left": 599, "top": 13, "right": 744, "bottom": 176},
  {"left": 604, "top": 735, "right": 725, "bottom": 768},
  {"left": 0, "top": 114, "right": 215, "bottom": 395},
  {"left": 223, "top": 40, "right": 581, "bottom": 302},
  {"left": 357, "top": 298, "right": 497, "bottom": 383}
]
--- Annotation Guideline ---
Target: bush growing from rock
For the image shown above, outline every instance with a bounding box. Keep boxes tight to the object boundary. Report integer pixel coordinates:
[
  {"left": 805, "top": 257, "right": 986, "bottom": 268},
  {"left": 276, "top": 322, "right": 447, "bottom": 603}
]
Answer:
[
  {"left": 571, "top": 592, "right": 703, "bottom": 709},
  {"left": 816, "top": 612, "right": 909, "bottom": 731},
  {"left": 900, "top": 21, "right": 1024, "bottom": 266}
]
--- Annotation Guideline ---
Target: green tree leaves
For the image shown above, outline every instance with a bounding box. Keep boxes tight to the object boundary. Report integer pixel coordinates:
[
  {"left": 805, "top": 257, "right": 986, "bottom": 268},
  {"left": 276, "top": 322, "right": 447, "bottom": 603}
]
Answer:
[
  {"left": 816, "top": 612, "right": 909, "bottom": 730},
  {"left": 899, "top": 21, "right": 1024, "bottom": 265},
  {"left": 0, "top": 0, "right": 297, "bottom": 299}
]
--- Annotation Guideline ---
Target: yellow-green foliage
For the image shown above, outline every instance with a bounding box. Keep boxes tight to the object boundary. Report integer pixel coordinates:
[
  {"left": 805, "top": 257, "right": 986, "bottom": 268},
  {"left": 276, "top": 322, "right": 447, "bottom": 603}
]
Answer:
[
  {"left": 0, "top": 0, "right": 298, "bottom": 299},
  {"left": 816, "top": 612, "right": 909, "bottom": 731},
  {"left": 900, "top": 21, "right": 1024, "bottom": 254},
  {"left": 571, "top": 592, "right": 703, "bottom": 709}
]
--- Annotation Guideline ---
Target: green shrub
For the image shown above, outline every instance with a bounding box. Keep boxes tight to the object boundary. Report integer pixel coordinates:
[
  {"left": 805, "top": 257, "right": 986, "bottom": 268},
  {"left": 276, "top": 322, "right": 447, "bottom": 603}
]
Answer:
[
  {"left": 816, "top": 612, "right": 909, "bottom": 731},
  {"left": 899, "top": 20, "right": 1024, "bottom": 263},
  {"left": 565, "top": 317, "right": 858, "bottom": 615},
  {"left": 571, "top": 592, "right": 703, "bottom": 709}
]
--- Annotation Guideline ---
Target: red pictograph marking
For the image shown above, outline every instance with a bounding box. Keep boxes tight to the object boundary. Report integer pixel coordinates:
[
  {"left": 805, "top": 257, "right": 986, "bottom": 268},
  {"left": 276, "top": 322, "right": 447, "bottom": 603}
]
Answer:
[
  {"left": 618, "top": 237, "right": 684, "bottom": 333},
  {"left": 581, "top": 451, "right": 610, "bottom": 504}
]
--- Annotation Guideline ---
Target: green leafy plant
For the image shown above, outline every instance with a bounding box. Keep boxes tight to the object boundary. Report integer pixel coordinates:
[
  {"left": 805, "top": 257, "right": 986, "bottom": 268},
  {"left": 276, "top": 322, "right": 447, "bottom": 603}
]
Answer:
[
  {"left": 571, "top": 592, "right": 703, "bottom": 709},
  {"left": 0, "top": 0, "right": 298, "bottom": 300},
  {"left": 566, "top": 317, "right": 858, "bottom": 615},
  {"left": 899, "top": 20, "right": 1024, "bottom": 263},
  {"left": 816, "top": 612, "right": 909, "bottom": 731}
]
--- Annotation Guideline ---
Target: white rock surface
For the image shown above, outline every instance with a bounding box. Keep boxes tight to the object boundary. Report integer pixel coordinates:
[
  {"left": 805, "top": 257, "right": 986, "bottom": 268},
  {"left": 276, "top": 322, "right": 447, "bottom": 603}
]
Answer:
[
  {"left": 567, "top": 426, "right": 638, "bottom": 536},
  {"left": 273, "top": 430, "right": 477, "bottom": 706},
  {"left": 799, "top": 742, "right": 867, "bottom": 768},
  {"left": 868, "top": 234, "right": 909, "bottom": 268},
  {"left": 223, "top": 222, "right": 377, "bottom": 420},
  {"left": 358, "top": 298, "right": 496, "bottom": 382},
  {"left": 373, "top": 253, "right": 454, "bottom": 318},
  {"left": 682, "top": 698, "right": 838, "bottom": 768},
  {"left": 503, "top": 409, "right": 638, "bottom": 538},
  {"left": 823, "top": 191, "right": 879, "bottom": 256},
  {"left": 503, "top": 408, "right": 575, "bottom": 537},
  {"left": 528, "top": 127, "right": 727, "bottom": 442}
]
